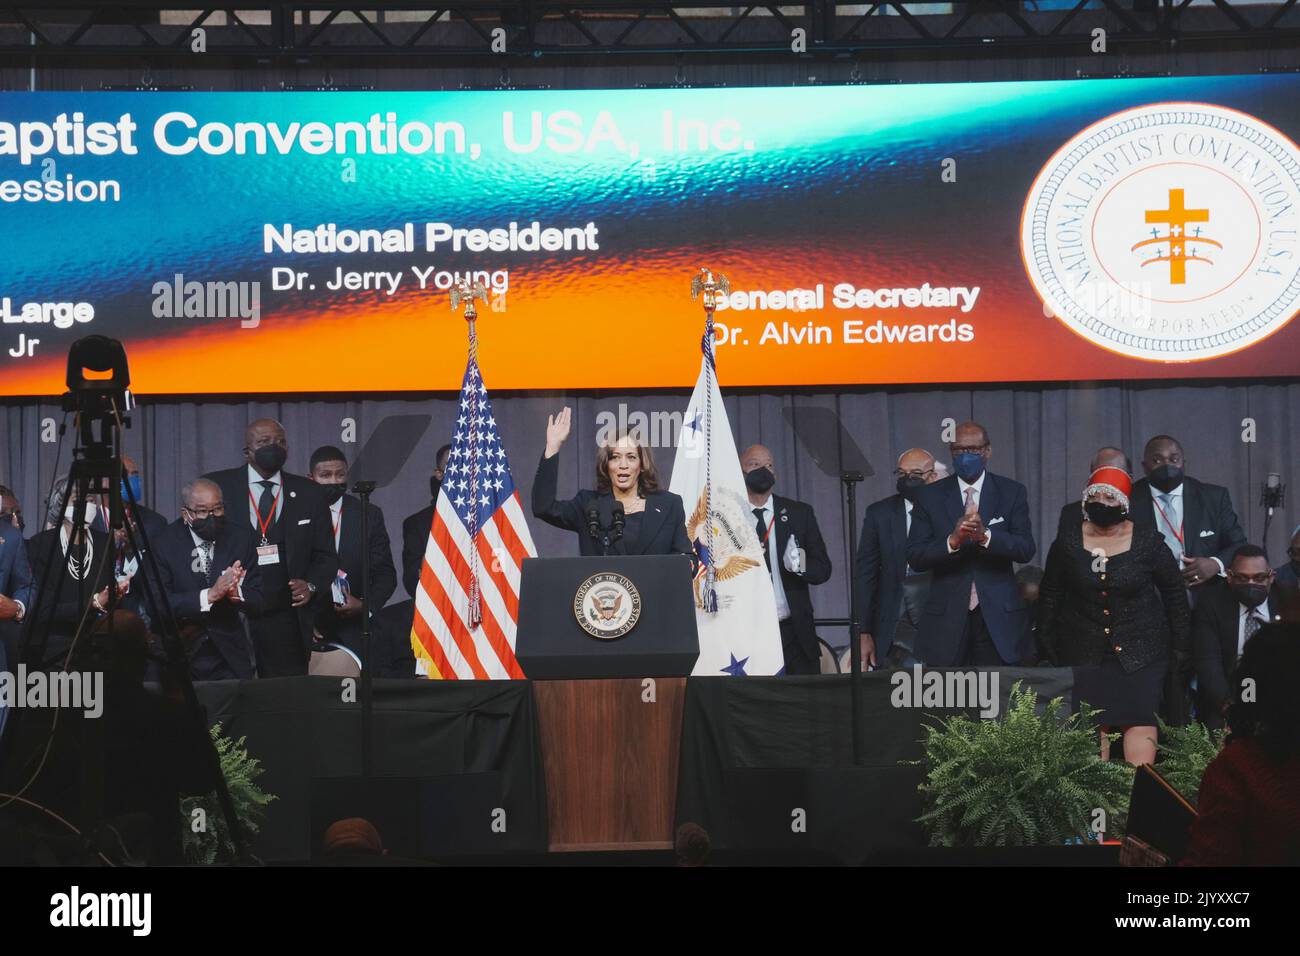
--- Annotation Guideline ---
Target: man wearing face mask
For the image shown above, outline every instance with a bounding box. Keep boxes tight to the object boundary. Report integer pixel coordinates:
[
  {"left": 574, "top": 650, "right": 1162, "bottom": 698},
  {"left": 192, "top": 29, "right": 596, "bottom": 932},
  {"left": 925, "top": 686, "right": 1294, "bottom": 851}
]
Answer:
[
  {"left": 1193, "top": 545, "right": 1285, "bottom": 730},
  {"left": 906, "top": 421, "right": 1037, "bottom": 666},
  {"left": 204, "top": 418, "right": 338, "bottom": 677},
  {"left": 853, "top": 448, "right": 940, "bottom": 670},
  {"left": 1130, "top": 435, "right": 1246, "bottom": 592},
  {"left": 25, "top": 482, "right": 121, "bottom": 668},
  {"left": 309, "top": 446, "right": 397, "bottom": 663},
  {"left": 154, "top": 479, "right": 263, "bottom": 680},
  {"left": 740, "top": 444, "right": 832, "bottom": 676},
  {"left": 401, "top": 443, "right": 452, "bottom": 600}
]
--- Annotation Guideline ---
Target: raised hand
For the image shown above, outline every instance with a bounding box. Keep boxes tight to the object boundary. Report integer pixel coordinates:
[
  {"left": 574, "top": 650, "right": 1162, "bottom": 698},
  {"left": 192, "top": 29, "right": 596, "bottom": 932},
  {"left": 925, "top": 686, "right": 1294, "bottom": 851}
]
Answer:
[{"left": 545, "top": 406, "right": 573, "bottom": 458}]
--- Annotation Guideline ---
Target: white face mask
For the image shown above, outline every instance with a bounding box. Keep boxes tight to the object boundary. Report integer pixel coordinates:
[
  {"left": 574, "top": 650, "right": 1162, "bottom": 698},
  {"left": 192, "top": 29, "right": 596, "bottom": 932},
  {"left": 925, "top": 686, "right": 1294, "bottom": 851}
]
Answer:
[{"left": 64, "top": 501, "right": 99, "bottom": 527}]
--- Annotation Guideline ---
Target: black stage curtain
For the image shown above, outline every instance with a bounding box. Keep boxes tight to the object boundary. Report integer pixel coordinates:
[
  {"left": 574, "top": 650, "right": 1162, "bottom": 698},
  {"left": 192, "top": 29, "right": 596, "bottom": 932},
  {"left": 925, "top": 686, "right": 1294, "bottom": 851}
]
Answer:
[
  {"left": 675, "top": 669, "right": 1075, "bottom": 865},
  {"left": 193, "top": 677, "right": 547, "bottom": 861}
]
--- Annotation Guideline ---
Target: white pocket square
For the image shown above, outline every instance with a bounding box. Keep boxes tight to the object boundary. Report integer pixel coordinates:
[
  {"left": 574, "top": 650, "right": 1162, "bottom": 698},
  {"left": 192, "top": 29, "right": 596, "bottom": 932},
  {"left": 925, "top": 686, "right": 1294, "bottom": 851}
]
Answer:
[
  {"left": 1199, "top": 529, "right": 1214, "bottom": 537},
  {"left": 988, "top": 516, "right": 1005, "bottom": 526},
  {"left": 298, "top": 518, "right": 311, "bottom": 525}
]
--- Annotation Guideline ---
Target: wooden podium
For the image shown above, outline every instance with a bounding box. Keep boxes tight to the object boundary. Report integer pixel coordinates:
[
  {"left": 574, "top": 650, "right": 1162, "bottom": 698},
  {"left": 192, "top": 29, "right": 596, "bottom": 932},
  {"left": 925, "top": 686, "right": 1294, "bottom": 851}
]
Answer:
[{"left": 533, "top": 677, "right": 687, "bottom": 851}]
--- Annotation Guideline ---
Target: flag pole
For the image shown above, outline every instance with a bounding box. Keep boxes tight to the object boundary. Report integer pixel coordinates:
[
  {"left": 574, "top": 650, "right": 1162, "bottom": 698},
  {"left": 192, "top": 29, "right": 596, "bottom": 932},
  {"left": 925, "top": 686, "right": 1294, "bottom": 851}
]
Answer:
[
  {"left": 690, "top": 268, "right": 730, "bottom": 614},
  {"left": 451, "top": 278, "right": 489, "bottom": 631}
]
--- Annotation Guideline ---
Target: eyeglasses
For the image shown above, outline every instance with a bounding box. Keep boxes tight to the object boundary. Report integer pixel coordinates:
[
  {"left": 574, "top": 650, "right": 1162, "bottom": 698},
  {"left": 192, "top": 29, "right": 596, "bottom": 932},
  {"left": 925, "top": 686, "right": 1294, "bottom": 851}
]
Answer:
[
  {"left": 894, "top": 469, "right": 934, "bottom": 480},
  {"left": 185, "top": 505, "right": 226, "bottom": 519},
  {"left": 1227, "top": 570, "right": 1274, "bottom": 585}
]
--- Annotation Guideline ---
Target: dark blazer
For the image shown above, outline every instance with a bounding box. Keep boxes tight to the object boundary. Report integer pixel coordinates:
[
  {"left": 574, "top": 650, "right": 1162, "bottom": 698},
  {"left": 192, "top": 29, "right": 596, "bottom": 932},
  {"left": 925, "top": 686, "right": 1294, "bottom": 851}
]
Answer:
[
  {"left": 153, "top": 518, "right": 264, "bottom": 679},
  {"left": 906, "top": 472, "right": 1036, "bottom": 665},
  {"left": 853, "top": 493, "right": 911, "bottom": 658},
  {"left": 401, "top": 499, "right": 437, "bottom": 599},
  {"left": 204, "top": 466, "right": 338, "bottom": 647},
  {"left": 1038, "top": 521, "right": 1191, "bottom": 671},
  {"left": 765, "top": 494, "right": 832, "bottom": 659},
  {"left": 25, "top": 526, "right": 117, "bottom": 666},
  {"left": 316, "top": 494, "right": 397, "bottom": 648},
  {"left": 1129, "top": 476, "right": 1247, "bottom": 567},
  {"left": 531, "top": 454, "right": 693, "bottom": 557},
  {"left": 1275, "top": 560, "right": 1300, "bottom": 592},
  {"left": 1192, "top": 580, "right": 1287, "bottom": 729},
  {"left": 0, "top": 518, "right": 34, "bottom": 614}
]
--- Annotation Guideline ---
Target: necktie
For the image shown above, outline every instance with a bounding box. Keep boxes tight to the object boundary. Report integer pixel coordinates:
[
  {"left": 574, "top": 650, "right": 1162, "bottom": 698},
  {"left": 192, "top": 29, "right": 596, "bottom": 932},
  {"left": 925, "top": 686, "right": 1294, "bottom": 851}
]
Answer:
[
  {"left": 753, "top": 508, "right": 771, "bottom": 569},
  {"left": 200, "top": 540, "right": 216, "bottom": 586},
  {"left": 964, "top": 487, "right": 979, "bottom": 610},
  {"left": 1157, "top": 492, "right": 1183, "bottom": 561},
  {"left": 1243, "top": 610, "right": 1263, "bottom": 648},
  {"left": 257, "top": 479, "right": 277, "bottom": 532}
]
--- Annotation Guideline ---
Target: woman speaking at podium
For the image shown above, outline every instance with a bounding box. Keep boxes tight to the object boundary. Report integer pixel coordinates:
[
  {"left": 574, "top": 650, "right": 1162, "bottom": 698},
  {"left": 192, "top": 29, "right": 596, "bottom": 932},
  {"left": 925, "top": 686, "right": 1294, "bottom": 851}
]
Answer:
[{"left": 532, "top": 406, "right": 693, "bottom": 557}]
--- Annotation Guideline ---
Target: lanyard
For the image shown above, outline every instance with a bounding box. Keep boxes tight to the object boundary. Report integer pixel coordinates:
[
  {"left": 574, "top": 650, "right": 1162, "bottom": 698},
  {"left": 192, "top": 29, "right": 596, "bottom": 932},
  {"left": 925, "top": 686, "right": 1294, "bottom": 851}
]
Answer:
[
  {"left": 331, "top": 507, "right": 342, "bottom": 545},
  {"left": 758, "top": 510, "right": 776, "bottom": 546},
  {"left": 248, "top": 483, "right": 281, "bottom": 545},
  {"left": 1152, "top": 495, "right": 1184, "bottom": 546}
]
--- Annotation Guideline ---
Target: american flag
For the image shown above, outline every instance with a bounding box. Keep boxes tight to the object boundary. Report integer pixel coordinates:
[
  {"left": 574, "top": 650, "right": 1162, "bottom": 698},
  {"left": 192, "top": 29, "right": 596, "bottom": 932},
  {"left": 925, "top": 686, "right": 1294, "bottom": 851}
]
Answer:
[{"left": 411, "top": 357, "right": 536, "bottom": 679}]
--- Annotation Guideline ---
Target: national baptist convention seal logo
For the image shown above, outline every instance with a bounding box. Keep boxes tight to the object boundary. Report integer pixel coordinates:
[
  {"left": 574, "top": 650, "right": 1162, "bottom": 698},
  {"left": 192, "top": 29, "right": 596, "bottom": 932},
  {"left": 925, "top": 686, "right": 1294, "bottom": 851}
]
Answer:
[
  {"left": 1021, "top": 102, "right": 1300, "bottom": 362},
  {"left": 574, "top": 571, "right": 642, "bottom": 640}
]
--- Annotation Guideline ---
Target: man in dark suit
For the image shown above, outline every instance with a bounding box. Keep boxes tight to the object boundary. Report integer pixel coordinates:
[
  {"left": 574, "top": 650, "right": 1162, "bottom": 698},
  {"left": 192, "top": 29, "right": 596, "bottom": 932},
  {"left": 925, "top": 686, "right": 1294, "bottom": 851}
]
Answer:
[
  {"left": 1055, "top": 446, "right": 1131, "bottom": 544},
  {"left": 1130, "top": 434, "right": 1246, "bottom": 591},
  {"left": 906, "top": 421, "right": 1036, "bottom": 666},
  {"left": 0, "top": 492, "right": 34, "bottom": 739},
  {"left": 154, "top": 478, "right": 263, "bottom": 680},
  {"left": 309, "top": 446, "right": 398, "bottom": 662},
  {"left": 1192, "top": 545, "right": 1285, "bottom": 729},
  {"left": 853, "top": 448, "right": 940, "bottom": 670},
  {"left": 740, "top": 444, "right": 832, "bottom": 675},
  {"left": 204, "top": 418, "right": 337, "bottom": 677},
  {"left": 401, "top": 443, "right": 451, "bottom": 599}
]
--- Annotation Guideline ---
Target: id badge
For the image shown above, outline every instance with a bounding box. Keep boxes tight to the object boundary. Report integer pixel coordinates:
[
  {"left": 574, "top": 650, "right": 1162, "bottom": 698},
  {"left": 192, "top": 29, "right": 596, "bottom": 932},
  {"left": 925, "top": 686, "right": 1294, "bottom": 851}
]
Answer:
[{"left": 257, "top": 544, "right": 281, "bottom": 566}]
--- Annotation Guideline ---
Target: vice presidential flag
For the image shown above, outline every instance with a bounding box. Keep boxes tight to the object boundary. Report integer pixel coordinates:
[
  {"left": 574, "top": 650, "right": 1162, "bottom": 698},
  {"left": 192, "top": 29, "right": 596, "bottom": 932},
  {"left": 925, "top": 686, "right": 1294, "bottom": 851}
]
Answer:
[
  {"left": 669, "top": 336, "right": 784, "bottom": 677},
  {"left": 411, "top": 357, "right": 536, "bottom": 679}
]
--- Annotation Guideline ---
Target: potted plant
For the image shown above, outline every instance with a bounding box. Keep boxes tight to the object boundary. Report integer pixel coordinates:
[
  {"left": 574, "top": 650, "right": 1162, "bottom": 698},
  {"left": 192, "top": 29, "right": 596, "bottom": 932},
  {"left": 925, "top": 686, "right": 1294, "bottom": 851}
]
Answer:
[
  {"left": 910, "top": 681, "right": 1133, "bottom": 848},
  {"left": 179, "top": 722, "right": 277, "bottom": 864}
]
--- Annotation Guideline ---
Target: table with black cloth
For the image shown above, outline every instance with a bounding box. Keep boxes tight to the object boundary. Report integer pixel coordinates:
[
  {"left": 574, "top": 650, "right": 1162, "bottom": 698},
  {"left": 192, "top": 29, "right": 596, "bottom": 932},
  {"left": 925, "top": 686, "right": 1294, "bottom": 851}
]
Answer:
[{"left": 192, "top": 677, "right": 548, "bottom": 861}]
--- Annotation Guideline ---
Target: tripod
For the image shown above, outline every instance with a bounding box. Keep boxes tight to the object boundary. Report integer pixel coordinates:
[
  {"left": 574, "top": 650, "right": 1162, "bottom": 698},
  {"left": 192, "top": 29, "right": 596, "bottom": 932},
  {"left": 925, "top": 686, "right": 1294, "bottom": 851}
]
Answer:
[{"left": 0, "top": 335, "right": 246, "bottom": 863}]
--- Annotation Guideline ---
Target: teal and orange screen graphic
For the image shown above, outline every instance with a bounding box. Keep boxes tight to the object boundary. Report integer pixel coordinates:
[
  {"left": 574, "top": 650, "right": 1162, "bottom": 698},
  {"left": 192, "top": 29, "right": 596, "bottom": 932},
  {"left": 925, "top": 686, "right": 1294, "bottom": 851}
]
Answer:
[{"left": 1, "top": 76, "right": 1298, "bottom": 395}]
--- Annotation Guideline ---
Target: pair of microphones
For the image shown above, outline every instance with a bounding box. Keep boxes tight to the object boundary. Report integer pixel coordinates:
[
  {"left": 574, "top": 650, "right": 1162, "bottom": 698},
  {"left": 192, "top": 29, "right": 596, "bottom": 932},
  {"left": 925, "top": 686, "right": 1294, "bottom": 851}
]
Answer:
[{"left": 586, "top": 501, "right": 626, "bottom": 554}]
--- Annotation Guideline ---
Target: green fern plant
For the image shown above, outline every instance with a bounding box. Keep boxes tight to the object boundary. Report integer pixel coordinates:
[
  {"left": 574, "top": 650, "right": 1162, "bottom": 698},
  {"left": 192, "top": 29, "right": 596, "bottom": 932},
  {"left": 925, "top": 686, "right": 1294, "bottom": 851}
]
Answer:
[
  {"left": 908, "top": 681, "right": 1134, "bottom": 847},
  {"left": 179, "top": 722, "right": 277, "bottom": 864},
  {"left": 1154, "top": 718, "right": 1225, "bottom": 807}
]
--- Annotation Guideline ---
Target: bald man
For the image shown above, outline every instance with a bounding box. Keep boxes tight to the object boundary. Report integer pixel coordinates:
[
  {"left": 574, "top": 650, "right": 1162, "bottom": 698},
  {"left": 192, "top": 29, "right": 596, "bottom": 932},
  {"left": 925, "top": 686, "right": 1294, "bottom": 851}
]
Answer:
[
  {"left": 740, "top": 443, "right": 832, "bottom": 675},
  {"left": 154, "top": 478, "right": 265, "bottom": 680},
  {"left": 205, "top": 418, "right": 338, "bottom": 677},
  {"left": 853, "top": 448, "right": 941, "bottom": 669},
  {"left": 1054, "top": 446, "right": 1132, "bottom": 545}
]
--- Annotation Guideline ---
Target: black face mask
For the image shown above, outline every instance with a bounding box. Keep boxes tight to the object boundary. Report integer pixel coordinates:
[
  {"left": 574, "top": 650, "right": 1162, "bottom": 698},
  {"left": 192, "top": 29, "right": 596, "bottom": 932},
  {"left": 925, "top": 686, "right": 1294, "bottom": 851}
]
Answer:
[
  {"left": 321, "top": 483, "right": 346, "bottom": 505},
  {"left": 189, "top": 514, "right": 224, "bottom": 542},
  {"left": 744, "top": 466, "right": 775, "bottom": 495},
  {"left": 1147, "top": 464, "right": 1184, "bottom": 494},
  {"left": 896, "top": 475, "right": 926, "bottom": 501},
  {"left": 253, "top": 444, "right": 288, "bottom": 474},
  {"left": 1231, "top": 583, "right": 1270, "bottom": 610},
  {"left": 430, "top": 476, "right": 442, "bottom": 499},
  {"left": 1084, "top": 501, "right": 1127, "bottom": 527}
]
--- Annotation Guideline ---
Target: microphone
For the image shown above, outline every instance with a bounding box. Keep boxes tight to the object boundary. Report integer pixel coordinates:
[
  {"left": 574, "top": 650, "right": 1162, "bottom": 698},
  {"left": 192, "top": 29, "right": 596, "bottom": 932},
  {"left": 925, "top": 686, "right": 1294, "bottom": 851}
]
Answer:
[
  {"left": 586, "top": 505, "right": 602, "bottom": 542},
  {"left": 351, "top": 480, "right": 376, "bottom": 496},
  {"left": 1262, "top": 472, "right": 1285, "bottom": 511},
  {"left": 610, "top": 501, "right": 626, "bottom": 543}
]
